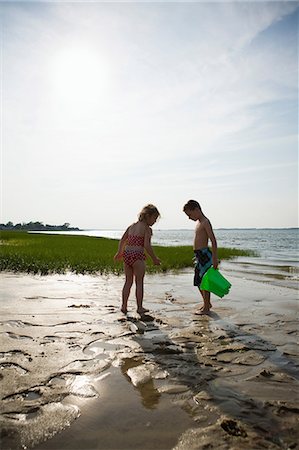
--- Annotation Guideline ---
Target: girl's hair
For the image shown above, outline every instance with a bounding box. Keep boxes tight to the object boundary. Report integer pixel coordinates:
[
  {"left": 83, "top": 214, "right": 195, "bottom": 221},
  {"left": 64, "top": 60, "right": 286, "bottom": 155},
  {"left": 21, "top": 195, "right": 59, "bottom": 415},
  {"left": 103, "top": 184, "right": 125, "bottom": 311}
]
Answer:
[
  {"left": 183, "top": 199, "right": 201, "bottom": 211},
  {"left": 138, "top": 204, "right": 160, "bottom": 221}
]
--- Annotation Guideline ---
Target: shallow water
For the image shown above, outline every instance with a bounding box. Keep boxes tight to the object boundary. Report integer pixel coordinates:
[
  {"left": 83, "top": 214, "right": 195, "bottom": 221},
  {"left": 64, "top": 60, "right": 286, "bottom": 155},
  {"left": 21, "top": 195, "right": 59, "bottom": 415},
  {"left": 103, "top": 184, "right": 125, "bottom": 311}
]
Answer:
[{"left": 38, "top": 366, "right": 195, "bottom": 450}]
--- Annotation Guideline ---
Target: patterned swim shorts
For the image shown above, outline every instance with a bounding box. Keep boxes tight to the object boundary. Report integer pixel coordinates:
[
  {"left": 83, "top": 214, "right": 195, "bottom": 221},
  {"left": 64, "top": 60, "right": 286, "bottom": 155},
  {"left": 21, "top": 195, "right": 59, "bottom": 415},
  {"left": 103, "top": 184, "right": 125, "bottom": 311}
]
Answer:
[{"left": 193, "top": 247, "right": 212, "bottom": 287}]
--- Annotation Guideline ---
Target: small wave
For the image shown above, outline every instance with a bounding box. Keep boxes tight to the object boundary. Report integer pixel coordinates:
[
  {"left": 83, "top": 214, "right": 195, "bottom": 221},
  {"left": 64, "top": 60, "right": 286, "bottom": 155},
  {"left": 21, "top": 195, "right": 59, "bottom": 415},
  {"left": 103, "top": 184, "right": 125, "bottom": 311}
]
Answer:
[{"left": 221, "top": 259, "right": 299, "bottom": 286}]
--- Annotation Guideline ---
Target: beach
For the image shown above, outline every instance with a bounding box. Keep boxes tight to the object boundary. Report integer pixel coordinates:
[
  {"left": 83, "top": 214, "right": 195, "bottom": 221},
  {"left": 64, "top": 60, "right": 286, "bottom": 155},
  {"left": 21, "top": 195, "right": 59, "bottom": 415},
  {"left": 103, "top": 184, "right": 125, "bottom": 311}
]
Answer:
[
  {"left": 0, "top": 268, "right": 298, "bottom": 450},
  {"left": 3, "top": 0, "right": 298, "bottom": 446}
]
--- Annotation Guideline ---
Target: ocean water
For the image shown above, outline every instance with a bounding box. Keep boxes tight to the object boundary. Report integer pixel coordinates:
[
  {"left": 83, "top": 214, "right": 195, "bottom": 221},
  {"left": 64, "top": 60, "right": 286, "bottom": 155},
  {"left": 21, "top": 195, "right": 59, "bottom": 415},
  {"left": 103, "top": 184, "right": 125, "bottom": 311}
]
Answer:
[{"left": 37, "top": 228, "right": 299, "bottom": 289}]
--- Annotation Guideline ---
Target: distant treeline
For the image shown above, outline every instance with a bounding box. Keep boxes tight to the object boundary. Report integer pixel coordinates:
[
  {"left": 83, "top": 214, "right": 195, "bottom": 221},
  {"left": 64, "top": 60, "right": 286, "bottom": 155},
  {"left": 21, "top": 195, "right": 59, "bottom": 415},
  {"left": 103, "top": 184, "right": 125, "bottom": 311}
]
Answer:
[{"left": 0, "top": 221, "right": 80, "bottom": 231}]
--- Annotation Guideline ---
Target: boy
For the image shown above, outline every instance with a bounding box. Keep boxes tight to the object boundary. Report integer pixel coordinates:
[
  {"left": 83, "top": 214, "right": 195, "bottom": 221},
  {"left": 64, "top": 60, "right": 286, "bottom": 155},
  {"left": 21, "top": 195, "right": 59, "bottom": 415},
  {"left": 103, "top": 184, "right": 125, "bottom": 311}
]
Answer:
[{"left": 183, "top": 200, "right": 218, "bottom": 314}]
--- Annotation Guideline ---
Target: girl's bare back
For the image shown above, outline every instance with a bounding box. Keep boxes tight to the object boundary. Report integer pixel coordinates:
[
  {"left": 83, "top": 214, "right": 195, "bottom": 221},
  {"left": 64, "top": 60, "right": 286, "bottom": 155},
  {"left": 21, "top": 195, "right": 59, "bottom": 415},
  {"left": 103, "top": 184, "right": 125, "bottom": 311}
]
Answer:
[{"left": 128, "top": 221, "right": 147, "bottom": 237}]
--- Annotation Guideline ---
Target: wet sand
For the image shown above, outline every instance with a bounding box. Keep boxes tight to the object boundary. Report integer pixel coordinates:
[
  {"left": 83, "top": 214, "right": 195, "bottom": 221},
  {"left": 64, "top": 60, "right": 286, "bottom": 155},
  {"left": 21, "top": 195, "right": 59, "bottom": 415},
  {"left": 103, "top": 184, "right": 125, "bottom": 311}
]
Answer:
[{"left": 0, "top": 270, "right": 298, "bottom": 450}]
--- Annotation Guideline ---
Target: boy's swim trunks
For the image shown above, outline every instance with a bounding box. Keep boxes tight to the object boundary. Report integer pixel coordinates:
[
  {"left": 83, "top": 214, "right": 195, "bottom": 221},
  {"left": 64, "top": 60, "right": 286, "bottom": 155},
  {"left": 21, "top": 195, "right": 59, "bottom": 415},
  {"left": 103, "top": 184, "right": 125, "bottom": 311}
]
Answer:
[{"left": 193, "top": 247, "right": 212, "bottom": 287}]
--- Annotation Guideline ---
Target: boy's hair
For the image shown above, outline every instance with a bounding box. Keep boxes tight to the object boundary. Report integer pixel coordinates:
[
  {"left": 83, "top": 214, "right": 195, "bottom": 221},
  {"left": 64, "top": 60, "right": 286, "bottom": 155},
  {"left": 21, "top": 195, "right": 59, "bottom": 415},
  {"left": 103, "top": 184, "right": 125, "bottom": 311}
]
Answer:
[
  {"left": 183, "top": 200, "right": 202, "bottom": 212},
  {"left": 139, "top": 204, "right": 160, "bottom": 221}
]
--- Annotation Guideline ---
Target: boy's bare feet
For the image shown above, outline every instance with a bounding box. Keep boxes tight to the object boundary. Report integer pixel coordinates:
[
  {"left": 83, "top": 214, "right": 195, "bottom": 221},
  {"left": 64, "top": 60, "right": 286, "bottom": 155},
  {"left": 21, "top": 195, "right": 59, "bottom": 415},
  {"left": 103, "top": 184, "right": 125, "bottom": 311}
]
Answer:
[
  {"left": 121, "top": 307, "right": 127, "bottom": 314},
  {"left": 137, "top": 307, "right": 149, "bottom": 315},
  {"left": 195, "top": 308, "right": 210, "bottom": 315},
  {"left": 199, "top": 302, "right": 212, "bottom": 311}
]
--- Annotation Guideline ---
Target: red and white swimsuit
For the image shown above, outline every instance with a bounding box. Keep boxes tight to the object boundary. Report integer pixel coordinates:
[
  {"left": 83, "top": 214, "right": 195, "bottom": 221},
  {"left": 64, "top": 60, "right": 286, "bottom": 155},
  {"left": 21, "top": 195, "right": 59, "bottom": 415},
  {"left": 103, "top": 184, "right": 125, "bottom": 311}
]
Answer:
[{"left": 123, "top": 235, "right": 146, "bottom": 267}]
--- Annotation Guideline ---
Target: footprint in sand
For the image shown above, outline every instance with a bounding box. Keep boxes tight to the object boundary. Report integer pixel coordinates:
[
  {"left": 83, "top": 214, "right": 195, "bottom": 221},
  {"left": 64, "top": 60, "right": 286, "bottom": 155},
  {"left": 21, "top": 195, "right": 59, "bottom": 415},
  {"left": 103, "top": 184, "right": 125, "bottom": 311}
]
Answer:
[
  {"left": 0, "top": 362, "right": 29, "bottom": 375},
  {"left": 3, "top": 332, "right": 34, "bottom": 341}
]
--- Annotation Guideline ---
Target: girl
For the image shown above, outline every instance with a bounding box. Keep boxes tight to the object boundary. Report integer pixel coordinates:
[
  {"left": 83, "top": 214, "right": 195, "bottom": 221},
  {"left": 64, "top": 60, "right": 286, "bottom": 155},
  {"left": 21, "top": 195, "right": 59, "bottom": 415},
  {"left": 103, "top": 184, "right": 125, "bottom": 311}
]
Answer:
[{"left": 114, "top": 204, "right": 161, "bottom": 315}]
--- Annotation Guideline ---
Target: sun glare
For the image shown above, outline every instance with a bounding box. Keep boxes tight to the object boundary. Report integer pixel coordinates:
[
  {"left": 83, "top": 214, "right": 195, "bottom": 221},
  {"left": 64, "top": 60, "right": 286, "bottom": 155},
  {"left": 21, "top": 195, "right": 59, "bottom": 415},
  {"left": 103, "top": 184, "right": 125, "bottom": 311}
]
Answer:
[{"left": 50, "top": 45, "right": 108, "bottom": 104}]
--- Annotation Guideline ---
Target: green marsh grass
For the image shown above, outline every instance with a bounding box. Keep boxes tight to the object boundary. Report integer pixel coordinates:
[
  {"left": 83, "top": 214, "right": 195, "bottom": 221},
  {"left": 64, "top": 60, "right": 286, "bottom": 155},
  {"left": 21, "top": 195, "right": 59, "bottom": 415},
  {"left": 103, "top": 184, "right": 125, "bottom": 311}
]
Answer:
[{"left": 0, "top": 231, "right": 257, "bottom": 275}]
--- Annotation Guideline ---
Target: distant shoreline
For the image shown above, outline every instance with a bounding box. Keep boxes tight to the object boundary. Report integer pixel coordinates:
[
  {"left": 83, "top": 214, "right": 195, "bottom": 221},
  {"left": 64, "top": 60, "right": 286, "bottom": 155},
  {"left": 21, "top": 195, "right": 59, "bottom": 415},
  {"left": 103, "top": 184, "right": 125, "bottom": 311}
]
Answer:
[
  {"left": 1, "top": 226, "right": 297, "bottom": 232},
  {"left": 82, "top": 227, "right": 298, "bottom": 231},
  {"left": 0, "top": 223, "right": 80, "bottom": 232}
]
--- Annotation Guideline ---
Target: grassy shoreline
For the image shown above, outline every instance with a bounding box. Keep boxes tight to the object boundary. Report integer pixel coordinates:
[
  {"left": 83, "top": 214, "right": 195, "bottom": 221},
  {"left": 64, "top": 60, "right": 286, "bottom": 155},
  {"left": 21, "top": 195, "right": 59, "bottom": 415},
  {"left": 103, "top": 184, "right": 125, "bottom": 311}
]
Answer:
[{"left": 0, "top": 231, "right": 257, "bottom": 275}]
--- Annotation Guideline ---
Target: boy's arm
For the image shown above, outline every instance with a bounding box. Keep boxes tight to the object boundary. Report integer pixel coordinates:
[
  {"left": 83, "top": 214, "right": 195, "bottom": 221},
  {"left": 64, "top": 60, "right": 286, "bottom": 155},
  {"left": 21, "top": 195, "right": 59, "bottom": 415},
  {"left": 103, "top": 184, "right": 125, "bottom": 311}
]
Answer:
[
  {"left": 204, "top": 220, "right": 218, "bottom": 268},
  {"left": 114, "top": 227, "right": 130, "bottom": 261},
  {"left": 144, "top": 227, "right": 160, "bottom": 265}
]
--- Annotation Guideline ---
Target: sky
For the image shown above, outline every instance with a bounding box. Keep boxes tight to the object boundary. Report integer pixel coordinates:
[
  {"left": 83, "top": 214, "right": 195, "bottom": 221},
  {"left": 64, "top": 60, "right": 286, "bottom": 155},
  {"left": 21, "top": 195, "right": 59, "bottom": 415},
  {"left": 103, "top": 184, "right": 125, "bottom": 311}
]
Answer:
[{"left": 1, "top": 1, "right": 298, "bottom": 229}]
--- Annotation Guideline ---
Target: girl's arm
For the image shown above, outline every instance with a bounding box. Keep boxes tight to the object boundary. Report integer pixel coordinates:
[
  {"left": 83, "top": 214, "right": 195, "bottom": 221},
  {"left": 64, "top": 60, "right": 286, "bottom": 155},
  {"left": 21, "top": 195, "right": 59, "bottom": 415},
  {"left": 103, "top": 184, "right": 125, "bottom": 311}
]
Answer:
[
  {"left": 114, "top": 227, "right": 130, "bottom": 261},
  {"left": 204, "top": 220, "right": 218, "bottom": 268},
  {"left": 144, "top": 227, "right": 160, "bottom": 265}
]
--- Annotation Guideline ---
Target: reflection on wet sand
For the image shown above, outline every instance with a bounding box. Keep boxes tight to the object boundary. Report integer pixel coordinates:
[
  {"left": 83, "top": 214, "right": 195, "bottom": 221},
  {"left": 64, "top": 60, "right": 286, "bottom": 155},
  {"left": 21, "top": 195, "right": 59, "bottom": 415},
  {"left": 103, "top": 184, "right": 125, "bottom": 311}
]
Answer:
[{"left": 120, "top": 357, "right": 161, "bottom": 410}]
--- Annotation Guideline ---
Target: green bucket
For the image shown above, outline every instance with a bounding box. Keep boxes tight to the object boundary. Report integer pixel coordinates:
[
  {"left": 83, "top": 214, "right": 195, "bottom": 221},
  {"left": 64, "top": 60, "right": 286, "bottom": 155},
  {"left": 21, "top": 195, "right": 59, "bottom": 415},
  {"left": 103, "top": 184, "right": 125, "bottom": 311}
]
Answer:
[{"left": 200, "top": 267, "right": 232, "bottom": 298}]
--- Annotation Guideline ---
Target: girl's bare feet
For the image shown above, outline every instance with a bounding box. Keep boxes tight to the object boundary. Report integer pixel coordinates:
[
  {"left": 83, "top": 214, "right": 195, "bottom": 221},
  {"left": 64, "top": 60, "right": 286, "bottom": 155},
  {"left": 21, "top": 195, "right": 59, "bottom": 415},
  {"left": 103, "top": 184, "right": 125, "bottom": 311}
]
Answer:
[
  {"left": 137, "top": 307, "right": 149, "bottom": 315},
  {"left": 121, "top": 306, "right": 127, "bottom": 314}
]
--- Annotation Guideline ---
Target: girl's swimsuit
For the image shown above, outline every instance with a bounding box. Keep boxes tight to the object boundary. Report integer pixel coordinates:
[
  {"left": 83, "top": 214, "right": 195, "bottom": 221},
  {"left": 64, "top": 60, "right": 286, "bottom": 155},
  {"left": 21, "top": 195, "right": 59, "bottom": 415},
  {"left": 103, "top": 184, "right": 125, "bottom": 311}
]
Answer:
[
  {"left": 123, "top": 235, "right": 146, "bottom": 267},
  {"left": 193, "top": 247, "right": 212, "bottom": 286}
]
